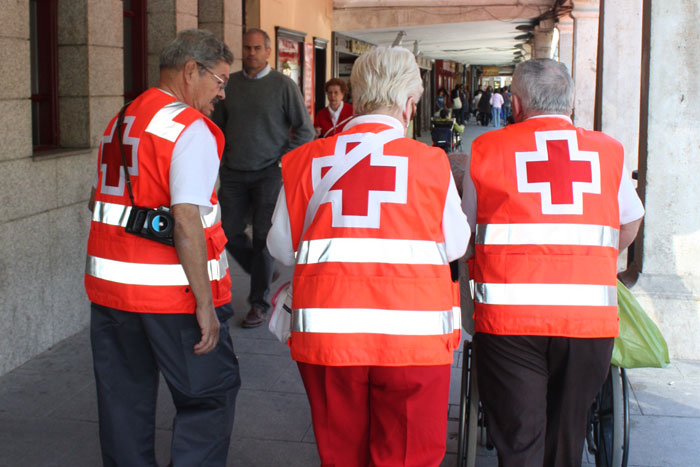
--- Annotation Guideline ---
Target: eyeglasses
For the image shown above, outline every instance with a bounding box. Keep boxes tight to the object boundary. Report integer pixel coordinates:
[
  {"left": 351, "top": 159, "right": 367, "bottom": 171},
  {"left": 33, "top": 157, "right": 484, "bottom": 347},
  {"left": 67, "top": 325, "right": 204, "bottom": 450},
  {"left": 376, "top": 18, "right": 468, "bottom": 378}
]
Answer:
[{"left": 196, "top": 62, "right": 227, "bottom": 91}]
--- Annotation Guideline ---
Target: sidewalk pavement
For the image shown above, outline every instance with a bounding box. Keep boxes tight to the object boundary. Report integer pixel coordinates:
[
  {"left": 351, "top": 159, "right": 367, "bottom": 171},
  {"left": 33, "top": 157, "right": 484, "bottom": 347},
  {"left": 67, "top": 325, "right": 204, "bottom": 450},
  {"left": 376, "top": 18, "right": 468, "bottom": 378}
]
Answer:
[{"left": 1, "top": 122, "right": 699, "bottom": 466}]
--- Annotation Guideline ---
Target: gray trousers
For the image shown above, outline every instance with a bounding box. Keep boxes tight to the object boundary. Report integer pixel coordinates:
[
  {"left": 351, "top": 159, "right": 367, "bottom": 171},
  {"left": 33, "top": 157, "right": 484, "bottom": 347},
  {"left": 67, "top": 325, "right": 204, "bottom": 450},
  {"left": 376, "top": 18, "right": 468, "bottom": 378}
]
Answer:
[{"left": 90, "top": 303, "right": 241, "bottom": 467}]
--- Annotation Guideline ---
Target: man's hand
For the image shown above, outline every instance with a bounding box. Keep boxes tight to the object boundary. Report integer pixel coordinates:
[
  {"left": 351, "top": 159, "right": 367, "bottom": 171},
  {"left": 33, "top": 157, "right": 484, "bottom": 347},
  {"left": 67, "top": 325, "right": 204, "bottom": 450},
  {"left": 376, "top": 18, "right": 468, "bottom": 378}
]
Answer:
[
  {"left": 194, "top": 303, "right": 220, "bottom": 355},
  {"left": 172, "top": 203, "right": 220, "bottom": 355}
]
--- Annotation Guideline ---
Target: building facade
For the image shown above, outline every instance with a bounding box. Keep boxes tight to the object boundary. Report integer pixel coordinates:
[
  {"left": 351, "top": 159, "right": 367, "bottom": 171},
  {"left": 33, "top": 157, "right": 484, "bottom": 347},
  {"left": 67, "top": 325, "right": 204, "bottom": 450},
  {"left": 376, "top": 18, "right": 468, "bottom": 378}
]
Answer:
[{"left": 1, "top": 0, "right": 698, "bottom": 376}]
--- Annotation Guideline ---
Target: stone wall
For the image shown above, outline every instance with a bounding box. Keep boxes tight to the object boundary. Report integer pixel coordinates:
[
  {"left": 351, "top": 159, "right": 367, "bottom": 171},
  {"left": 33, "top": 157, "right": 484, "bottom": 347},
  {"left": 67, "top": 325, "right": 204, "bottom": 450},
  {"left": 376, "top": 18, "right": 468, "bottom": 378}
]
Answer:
[
  {"left": 0, "top": 0, "right": 244, "bottom": 377},
  {"left": 633, "top": 0, "right": 700, "bottom": 360}
]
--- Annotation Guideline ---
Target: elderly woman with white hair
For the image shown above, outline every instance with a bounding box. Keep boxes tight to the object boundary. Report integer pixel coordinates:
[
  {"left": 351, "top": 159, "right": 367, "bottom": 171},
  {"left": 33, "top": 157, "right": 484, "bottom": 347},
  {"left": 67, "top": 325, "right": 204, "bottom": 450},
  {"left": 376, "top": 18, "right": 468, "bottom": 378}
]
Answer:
[{"left": 267, "top": 46, "right": 470, "bottom": 466}]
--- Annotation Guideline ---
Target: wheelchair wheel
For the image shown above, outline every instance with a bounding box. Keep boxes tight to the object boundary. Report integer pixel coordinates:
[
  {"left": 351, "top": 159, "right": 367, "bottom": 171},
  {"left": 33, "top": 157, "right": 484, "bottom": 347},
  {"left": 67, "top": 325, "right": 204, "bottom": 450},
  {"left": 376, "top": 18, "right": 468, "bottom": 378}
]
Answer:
[
  {"left": 587, "top": 365, "right": 630, "bottom": 467},
  {"left": 457, "top": 342, "right": 485, "bottom": 467}
]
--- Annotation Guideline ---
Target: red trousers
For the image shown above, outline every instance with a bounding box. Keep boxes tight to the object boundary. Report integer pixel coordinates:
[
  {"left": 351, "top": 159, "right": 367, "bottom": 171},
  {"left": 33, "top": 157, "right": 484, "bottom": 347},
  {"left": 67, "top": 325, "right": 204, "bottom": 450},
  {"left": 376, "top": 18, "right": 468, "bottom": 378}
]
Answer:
[{"left": 297, "top": 362, "right": 451, "bottom": 467}]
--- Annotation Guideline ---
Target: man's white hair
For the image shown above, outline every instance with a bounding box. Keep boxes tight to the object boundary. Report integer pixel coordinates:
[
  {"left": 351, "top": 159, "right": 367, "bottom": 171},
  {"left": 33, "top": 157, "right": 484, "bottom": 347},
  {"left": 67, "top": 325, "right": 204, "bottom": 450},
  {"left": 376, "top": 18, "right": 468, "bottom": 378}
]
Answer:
[
  {"left": 350, "top": 46, "right": 423, "bottom": 115},
  {"left": 511, "top": 59, "right": 574, "bottom": 115}
]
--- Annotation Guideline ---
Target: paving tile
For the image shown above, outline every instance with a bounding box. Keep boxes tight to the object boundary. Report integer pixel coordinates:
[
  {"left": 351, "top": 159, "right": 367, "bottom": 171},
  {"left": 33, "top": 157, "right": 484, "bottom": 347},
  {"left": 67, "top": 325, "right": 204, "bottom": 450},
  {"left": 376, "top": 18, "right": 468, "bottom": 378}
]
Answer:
[
  {"left": 234, "top": 335, "right": 291, "bottom": 356},
  {"left": 226, "top": 438, "right": 319, "bottom": 466},
  {"left": 0, "top": 415, "right": 100, "bottom": 467},
  {"left": 626, "top": 414, "right": 700, "bottom": 466},
  {"left": 268, "top": 361, "right": 307, "bottom": 394},
  {"left": 231, "top": 389, "right": 312, "bottom": 442},
  {"left": 237, "top": 352, "right": 298, "bottom": 392},
  {"left": 628, "top": 369, "right": 700, "bottom": 417}
]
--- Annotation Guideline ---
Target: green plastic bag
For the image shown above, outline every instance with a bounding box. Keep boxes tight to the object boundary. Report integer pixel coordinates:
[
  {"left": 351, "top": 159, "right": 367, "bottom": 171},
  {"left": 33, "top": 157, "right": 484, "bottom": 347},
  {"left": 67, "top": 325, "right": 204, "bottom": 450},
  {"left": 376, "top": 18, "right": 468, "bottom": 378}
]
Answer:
[{"left": 611, "top": 280, "right": 670, "bottom": 369}]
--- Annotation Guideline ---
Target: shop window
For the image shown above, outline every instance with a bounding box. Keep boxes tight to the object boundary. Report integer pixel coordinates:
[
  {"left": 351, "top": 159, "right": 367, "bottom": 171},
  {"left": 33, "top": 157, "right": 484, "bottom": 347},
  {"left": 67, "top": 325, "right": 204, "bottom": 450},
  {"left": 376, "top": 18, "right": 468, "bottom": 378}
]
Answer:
[
  {"left": 276, "top": 27, "right": 306, "bottom": 89},
  {"left": 124, "top": 0, "right": 147, "bottom": 100},
  {"left": 30, "top": 0, "right": 59, "bottom": 152}
]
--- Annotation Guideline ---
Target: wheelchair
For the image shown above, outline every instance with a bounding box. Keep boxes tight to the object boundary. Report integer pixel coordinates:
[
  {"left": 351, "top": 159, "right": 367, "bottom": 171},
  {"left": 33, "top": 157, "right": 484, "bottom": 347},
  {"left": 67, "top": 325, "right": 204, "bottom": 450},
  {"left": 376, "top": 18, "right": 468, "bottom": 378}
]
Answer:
[
  {"left": 431, "top": 118, "right": 462, "bottom": 154},
  {"left": 456, "top": 340, "right": 631, "bottom": 467}
]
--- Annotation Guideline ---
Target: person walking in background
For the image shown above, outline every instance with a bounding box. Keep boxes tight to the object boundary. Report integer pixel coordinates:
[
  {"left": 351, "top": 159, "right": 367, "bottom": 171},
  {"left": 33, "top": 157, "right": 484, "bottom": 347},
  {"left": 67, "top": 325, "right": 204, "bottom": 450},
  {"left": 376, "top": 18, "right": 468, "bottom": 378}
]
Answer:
[
  {"left": 472, "top": 88, "right": 482, "bottom": 122},
  {"left": 85, "top": 29, "right": 240, "bottom": 466},
  {"left": 462, "top": 58, "right": 644, "bottom": 467},
  {"left": 478, "top": 86, "right": 492, "bottom": 126},
  {"left": 503, "top": 86, "right": 512, "bottom": 122},
  {"left": 268, "top": 46, "right": 470, "bottom": 466},
  {"left": 435, "top": 87, "right": 449, "bottom": 116},
  {"left": 212, "top": 28, "right": 314, "bottom": 328},
  {"left": 451, "top": 84, "right": 464, "bottom": 125},
  {"left": 490, "top": 87, "right": 504, "bottom": 127},
  {"left": 314, "top": 78, "right": 354, "bottom": 138}
]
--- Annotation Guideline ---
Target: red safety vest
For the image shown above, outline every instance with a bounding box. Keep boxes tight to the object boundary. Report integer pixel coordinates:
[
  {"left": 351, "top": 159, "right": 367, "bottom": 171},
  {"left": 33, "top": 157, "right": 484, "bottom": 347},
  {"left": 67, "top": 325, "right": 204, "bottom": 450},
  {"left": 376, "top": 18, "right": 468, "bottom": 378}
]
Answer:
[
  {"left": 84, "top": 88, "right": 232, "bottom": 314},
  {"left": 471, "top": 116, "right": 623, "bottom": 338},
  {"left": 282, "top": 119, "right": 460, "bottom": 366}
]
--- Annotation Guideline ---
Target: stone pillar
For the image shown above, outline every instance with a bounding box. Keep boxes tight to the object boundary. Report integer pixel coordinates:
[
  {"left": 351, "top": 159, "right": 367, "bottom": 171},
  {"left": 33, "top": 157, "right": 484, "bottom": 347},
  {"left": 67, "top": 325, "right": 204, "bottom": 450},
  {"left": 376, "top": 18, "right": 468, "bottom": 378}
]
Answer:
[
  {"left": 632, "top": 0, "right": 700, "bottom": 359},
  {"left": 58, "top": 1, "right": 123, "bottom": 148},
  {"left": 571, "top": 0, "right": 600, "bottom": 129},
  {"left": 533, "top": 18, "right": 555, "bottom": 59},
  {"left": 601, "top": 0, "right": 643, "bottom": 171},
  {"left": 199, "top": 0, "right": 244, "bottom": 72},
  {"left": 0, "top": 1, "right": 31, "bottom": 159},
  {"left": 557, "top": 14, "right": 574, "bottom": 74},
  {"left": 147, "top": 0, "right": 198, "bottom": 87}
]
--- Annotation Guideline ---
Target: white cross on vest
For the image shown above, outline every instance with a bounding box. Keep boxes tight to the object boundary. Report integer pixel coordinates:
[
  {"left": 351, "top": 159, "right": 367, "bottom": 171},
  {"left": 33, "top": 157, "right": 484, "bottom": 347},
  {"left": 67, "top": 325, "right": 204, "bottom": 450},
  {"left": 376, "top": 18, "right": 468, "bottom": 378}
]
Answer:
[
  {"left": 311, "top": 133, "right": 408, "bottom": 228},
  {"left": 515, "top": 130, "right": 601, "bottom": 215}
]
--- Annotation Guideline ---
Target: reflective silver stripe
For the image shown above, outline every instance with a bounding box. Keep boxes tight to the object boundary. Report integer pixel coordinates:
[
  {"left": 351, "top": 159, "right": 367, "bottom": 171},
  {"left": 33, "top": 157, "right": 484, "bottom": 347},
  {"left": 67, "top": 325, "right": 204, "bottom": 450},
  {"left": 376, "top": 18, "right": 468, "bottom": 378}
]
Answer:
[
  {"left": 199, "top": 203, "right": 221, "bottom": 228},
  {"left": 296, "top": 238, "right": 448, "bottom": 265},
  {"left": 452, "top": 306, "right": 461, "bottom": 331},
  {"left": 292, "top": 308, "right": 455, "bottom": 335},
  {"left": 86, "top": 254, "right": 228, "bottom": 286},
  {"left": 93, "top": 201, "right": 132, "bottom": 227},
  {"left": 474, "top": 282, "right": 617, "bottom": 307},
  {"left": 92, "top": 201, "right": 221, "bottom": 228},
  {"left": 476, "top": 223, "right": 619, "bottom": 248}
]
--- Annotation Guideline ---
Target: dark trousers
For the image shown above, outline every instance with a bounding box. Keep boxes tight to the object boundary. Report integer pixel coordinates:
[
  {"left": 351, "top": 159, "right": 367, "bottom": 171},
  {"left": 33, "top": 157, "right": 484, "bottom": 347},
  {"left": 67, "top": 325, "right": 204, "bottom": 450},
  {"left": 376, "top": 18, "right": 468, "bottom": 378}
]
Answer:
[
  {"left": 298, "top": 363, "right": 451, "bottom": 467},
  {"left": 218, "top": 164, "right": 282, "bottom": 310},
  {"left": 473, "top": 333, "right": 614, "bottom": 467},
  {"left": 90, "top": 303, "right": 241, "bottom": 467}
]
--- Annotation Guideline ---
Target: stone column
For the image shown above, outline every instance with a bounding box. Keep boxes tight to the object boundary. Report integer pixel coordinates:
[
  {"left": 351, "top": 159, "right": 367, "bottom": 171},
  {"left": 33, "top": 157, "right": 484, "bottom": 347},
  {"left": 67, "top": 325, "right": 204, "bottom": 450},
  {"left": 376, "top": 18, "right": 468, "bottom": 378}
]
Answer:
[
  {"left": 632, "top": 0, "right": 700, "bottom": 359},
  {"left": 533, "top": 18, "right": 555, "bottom": 59},
  {"left": 557, "top": 14, "right": 574, "bottom": 74},
  {"left": 199, "top": 0, "right": 244, "bottom": 72},
  {"left": 58, "top": 1, "right": 123, "bottom": 148},
  {"left": 600, "top": 0, "right": 643, "bottom": 171},
  {"left": 571, "top": 0, "right": 600, "bottom": 129},
  {"left": 147, "top": 0, "right": 198, "bottom": 87}
]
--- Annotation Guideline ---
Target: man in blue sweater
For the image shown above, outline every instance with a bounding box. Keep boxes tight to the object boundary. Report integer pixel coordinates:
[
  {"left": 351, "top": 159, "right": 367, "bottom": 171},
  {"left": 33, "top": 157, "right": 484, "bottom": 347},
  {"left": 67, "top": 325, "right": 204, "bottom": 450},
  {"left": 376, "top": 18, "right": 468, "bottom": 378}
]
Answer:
[{"left": 212, "top": 28, "right": 314, "bottom": 328}]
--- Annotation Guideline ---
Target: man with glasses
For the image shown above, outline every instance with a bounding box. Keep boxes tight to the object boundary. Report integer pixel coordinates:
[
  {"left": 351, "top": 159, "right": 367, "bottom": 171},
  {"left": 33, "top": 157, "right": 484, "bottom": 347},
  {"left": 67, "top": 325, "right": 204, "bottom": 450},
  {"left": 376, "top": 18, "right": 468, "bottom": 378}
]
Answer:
[
  {"left": 212, "top": 28, "right": 314, "bottom": 328},
  {"left": 85, "top": 29, "right": 240, "bottom": 466}
]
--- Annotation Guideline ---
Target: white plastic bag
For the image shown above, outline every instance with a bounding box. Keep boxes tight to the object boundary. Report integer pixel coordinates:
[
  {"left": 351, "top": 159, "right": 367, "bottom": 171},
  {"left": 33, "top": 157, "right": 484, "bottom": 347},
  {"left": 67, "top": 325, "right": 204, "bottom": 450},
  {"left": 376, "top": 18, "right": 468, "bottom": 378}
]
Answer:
[{"left": 268, "top": 282, "right": 292, "bottom": 343}]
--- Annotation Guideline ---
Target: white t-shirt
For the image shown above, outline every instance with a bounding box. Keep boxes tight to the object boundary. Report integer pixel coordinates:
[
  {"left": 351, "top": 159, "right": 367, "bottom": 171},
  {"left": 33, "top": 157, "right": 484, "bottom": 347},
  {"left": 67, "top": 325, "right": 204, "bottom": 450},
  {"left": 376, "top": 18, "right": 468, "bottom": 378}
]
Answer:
[
  {"left": 490, "top": 93, "right": 504, "bottom": 109},
  {"left": 169, "top": 118, "right": 220, "bottom": 211}
]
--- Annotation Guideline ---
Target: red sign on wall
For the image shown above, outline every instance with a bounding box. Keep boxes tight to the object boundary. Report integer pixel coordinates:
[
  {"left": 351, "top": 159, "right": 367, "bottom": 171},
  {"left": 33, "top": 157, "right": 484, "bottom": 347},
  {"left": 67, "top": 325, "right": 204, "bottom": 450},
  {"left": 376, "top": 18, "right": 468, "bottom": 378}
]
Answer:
[{"left": 303, "top": 42, "right": 315, "bottom": 120}]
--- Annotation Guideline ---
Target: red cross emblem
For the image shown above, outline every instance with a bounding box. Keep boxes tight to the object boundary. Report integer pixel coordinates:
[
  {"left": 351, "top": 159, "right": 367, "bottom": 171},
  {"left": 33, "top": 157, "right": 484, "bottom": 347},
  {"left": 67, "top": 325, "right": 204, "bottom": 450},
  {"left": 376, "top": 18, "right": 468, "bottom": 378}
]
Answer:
[
  {"left": 99, "top": 116, "right": 140, "bottom": 196},
  {"left": 515, "top": 130, "right": 600, "bottom": 215},
  {"left": 312, "top": 134, "right": 408, "bottom": 228}
]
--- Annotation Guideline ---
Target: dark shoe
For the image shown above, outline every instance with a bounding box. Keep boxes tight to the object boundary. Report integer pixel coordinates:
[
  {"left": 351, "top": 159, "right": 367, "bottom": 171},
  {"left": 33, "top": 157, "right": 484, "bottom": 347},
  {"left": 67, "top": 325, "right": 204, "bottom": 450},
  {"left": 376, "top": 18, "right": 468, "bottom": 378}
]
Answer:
[{"left": 242, "top": 305, "right": 267, "bottom": 328}]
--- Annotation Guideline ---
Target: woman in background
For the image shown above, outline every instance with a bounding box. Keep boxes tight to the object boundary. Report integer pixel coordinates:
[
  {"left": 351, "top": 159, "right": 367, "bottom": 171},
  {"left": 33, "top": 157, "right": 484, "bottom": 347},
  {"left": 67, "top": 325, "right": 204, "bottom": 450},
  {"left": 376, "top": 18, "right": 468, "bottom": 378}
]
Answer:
[{"left": 314, "top": 78, "right": 354, "bottom": 138}]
